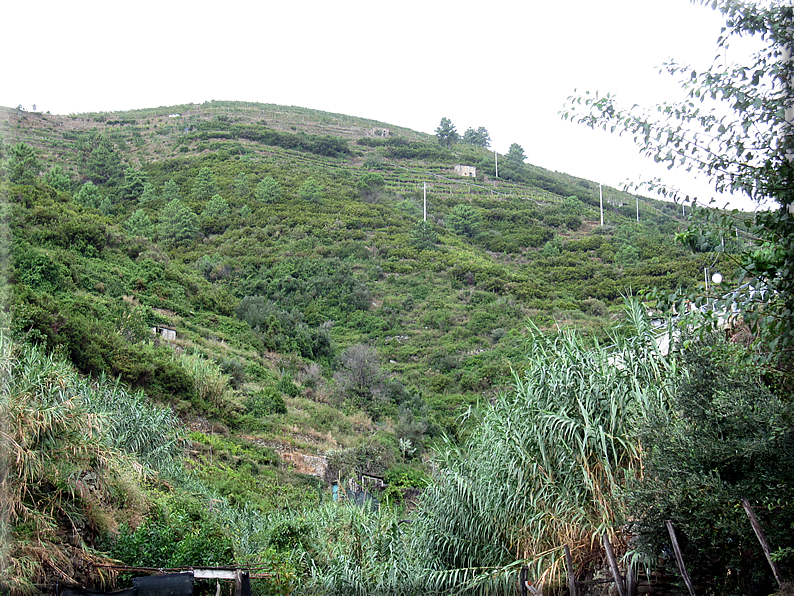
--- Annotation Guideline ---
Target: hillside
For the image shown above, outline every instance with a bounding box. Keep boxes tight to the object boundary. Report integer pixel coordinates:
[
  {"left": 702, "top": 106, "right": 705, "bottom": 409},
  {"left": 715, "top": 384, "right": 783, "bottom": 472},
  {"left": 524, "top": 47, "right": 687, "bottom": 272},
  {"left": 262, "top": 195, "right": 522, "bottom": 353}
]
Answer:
[{"left": 0, "top": 100, "right": 707, "bottom": 592}]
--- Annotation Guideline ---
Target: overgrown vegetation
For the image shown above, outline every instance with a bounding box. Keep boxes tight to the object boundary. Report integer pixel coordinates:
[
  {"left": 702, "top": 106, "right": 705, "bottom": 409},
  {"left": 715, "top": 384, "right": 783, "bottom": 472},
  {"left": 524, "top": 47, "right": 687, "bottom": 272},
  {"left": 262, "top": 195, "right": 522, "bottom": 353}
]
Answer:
[{"left": 2, "top": 13, "right": 791, "bottom": 589}]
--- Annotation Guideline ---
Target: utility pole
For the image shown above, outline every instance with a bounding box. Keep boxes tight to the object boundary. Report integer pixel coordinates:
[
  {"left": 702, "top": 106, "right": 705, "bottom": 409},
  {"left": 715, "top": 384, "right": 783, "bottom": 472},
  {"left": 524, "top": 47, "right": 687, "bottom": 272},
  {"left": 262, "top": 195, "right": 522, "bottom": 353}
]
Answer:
[
  {"left": 599, "top": 183, "right": 604, "bottom": 226},
  {"left": 423, "top": 182, "right": 427, "bottom": 221},
  {"left": 494, "top": 150, "right": 499, "bottom": 178},
  {"left": 636, "top": 195, "right": 640, "bottom": 222},
  {"left": 785, "top": 22, "right": 794, "bottom": 213}
]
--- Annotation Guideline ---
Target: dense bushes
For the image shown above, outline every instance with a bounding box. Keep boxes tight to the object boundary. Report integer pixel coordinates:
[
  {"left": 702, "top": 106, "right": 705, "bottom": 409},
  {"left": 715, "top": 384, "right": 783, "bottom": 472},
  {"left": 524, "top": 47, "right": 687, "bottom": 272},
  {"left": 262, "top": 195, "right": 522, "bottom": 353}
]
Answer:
[
  {"left": 628, "top": 336, "right": 794, "bottom": 595},
  {"left": 236, "top": 296, "right": 334, "bottom": 360},
  {"left": 192, "top": 122, "right": 351, "bottom": 157}
]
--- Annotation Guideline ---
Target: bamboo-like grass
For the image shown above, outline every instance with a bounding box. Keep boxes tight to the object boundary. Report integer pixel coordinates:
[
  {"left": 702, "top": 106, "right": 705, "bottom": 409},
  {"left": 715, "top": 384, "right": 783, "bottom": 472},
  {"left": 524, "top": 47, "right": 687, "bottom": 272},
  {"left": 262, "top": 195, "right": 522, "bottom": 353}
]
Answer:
[
  {"left": 0, "top": 334, "right": 188, "bottom": 592},
  {"left": 78, "top": 373, "right": 186, "bottom": 477},
  {"left": 176, "top": 350, "right": 230, "bottom": 409},
  {"left": 412, "top": 298, "right": 679, "bottom": 593},
  {"left": 0, "top": 334, "right": 111, "bottom": 592}
]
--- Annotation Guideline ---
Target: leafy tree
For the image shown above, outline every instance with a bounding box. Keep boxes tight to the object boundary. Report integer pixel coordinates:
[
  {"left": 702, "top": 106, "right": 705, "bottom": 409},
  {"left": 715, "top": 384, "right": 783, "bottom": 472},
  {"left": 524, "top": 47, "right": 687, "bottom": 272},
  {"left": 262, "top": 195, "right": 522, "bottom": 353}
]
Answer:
[
  {"left": 462, "top": 126, "right": 491, "bottom": 148},
  {"left": 75, "top": 181, "right": 102, "bottom": 209},
  {"left": 158, "top": 199, "right": 199, "bottom": 248},
  {"left": 628, "top": 334, "right": 794, "bottom": 595},
  {"left": 6, "top": 143, "right": 41, "bottom": 184},
  {"left": 563, "top": 0, "right": 794, "bottom": 374},
  {"left": 254, "top": 176, "right": 281, "bottom": 203},
  {"left": 191, "top": 167, "right": 218, "bottom": 203},
  {"left": 435, "top": 117, "right": 459, "bottom": 149},
  {"left": 235, "top": 296, "right": 332, "bottom": 359},
  {"left": 505, "top": 142, "right": 526, "bottom": 167},
  {"left": 43, "top": 165, "right": 71, "bottom": 192},
  {"left": 239, "top": 204, "right": 252, "bottom": 221},
  {"left": 333, "top": 344, "right": 384, "bottom": 415},
  {"left": 356, "top": 172, "right": 386, "bottom": 203},
  {"left": 446, "top": 204, "right": 482, "bottom": 238},
  {"left": 298, "top": 177, "right": 322, "bottom": 202},
  {"left": 125, "top": 209, "right": 154, "bottom": 239}
]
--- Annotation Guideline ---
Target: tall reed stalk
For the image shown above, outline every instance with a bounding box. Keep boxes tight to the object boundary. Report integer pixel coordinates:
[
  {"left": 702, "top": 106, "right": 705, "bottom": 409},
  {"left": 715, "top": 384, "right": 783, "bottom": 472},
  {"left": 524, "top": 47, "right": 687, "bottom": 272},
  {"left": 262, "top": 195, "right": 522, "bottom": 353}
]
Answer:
[
  {"left": 413, "top": 298, "right": 679, "bottom": 592},
  {"left": 0, "top": 337, "right": 188, "bottom": 592}
]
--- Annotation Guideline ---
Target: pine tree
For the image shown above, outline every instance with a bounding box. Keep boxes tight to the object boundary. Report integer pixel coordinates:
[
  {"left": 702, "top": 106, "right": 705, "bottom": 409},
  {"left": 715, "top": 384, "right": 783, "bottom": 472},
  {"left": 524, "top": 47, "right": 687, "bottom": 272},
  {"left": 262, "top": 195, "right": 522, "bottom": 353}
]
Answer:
[
  {"left": 7, "top": 143, "right": 41, "bottom": 185},
  {"left": 191, "top": 167, "right": 218, "bottom": 203},
  {"left": 254, "top": 176, "right": 281, "bottom": 202},
  {"left": 158, "top": 199, "right": 199, "bottom": 248},
  {"left": 75, "top": 181, "right": 102, "bottom": 209},
  {"left": 125, "top": 209, "right": 154, "bottom": 239},
  {"left": 161, "top": 179, "right": 182, "bottom": 203}
]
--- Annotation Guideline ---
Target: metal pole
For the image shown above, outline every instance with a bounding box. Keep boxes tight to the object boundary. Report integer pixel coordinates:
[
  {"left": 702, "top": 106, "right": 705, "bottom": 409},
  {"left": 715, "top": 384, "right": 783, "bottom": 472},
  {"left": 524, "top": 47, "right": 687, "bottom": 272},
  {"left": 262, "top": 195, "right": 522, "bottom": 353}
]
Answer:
[
  {"left": 599, "top": 183, "right": 604, "bottom": 226},
  {"left": 785, "top": 23, "right": 794, "bottom": 212},
  {"left": 423, "top": 182, "right": 427, "bottom": 221}
]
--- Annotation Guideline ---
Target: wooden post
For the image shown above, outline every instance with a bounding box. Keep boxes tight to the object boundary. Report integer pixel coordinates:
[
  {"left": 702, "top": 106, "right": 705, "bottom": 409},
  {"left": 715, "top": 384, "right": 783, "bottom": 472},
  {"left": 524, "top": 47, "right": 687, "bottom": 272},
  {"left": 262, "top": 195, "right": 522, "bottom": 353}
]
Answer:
[
  {"left": 563, "top": 545, "right": 578, "bottom": 596},
  {"left": 602, "top": 534, "right": 626, "bottom": 596},
  {"left": 627, "top": 565, "right": 637, "bottom": 596},
  {"left": 665, "top": 520, "right": 697, "bottom": 596},
  {"left": 741, "top": 498, "right": 784, "bottom": 588}
]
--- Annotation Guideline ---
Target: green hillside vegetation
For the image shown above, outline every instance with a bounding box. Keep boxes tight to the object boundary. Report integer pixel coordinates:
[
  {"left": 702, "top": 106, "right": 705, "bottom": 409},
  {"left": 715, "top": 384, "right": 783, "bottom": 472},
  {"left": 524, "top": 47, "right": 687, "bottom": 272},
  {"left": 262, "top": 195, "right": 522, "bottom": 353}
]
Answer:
[{"left": 2, "top": 99, "right": 764, "bottom": 594}]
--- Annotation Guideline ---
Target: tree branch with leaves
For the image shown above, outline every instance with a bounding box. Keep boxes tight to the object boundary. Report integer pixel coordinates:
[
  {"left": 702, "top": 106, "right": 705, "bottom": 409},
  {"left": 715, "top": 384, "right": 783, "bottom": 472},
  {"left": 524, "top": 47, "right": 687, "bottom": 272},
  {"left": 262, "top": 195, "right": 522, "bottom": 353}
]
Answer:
[{"left": 562, "top": 0, "right": 794, "bottom": 375}]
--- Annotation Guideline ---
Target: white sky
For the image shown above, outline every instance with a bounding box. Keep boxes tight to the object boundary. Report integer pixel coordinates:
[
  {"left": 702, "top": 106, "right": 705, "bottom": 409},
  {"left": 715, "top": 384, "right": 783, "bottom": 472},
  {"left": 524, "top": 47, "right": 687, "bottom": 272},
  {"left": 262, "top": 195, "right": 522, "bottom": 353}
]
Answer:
[{"left": 2, "top": 0, "right": 762, "bottom": 209}]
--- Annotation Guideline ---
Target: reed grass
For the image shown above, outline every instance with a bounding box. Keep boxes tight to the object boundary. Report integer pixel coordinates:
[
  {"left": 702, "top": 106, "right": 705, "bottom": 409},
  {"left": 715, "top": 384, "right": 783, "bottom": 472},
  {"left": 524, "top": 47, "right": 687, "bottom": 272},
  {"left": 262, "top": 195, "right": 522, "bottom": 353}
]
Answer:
[{"left": 412, "top": 298, "right": 679, "bottom": 593}]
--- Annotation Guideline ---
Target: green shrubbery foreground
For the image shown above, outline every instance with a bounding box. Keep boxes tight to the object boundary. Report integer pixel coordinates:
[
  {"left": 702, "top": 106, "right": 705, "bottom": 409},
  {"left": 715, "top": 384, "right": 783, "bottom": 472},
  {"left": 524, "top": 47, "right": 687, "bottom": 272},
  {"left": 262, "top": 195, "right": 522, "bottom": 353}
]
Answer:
[{"left": 3, "top": 300, "right": 791, "bottom": 595}]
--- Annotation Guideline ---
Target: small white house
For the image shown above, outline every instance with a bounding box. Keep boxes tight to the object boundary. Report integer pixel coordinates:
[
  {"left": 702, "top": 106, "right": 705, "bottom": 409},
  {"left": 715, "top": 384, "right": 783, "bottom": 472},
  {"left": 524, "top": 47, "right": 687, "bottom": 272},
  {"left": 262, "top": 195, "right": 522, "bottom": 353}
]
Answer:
[
  {"left": 454, "top": 164, "right": 477, "bottom": 178},
  {"left": 152, "top": 325, "right": 177, "bottom": 341}
]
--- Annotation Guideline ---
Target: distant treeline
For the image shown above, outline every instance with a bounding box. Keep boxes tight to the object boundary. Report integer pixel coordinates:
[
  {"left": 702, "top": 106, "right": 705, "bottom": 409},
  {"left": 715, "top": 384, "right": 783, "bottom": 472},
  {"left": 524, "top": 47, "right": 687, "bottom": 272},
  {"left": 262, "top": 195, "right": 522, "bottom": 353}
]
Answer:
[
  {"left": 357, "top": 136, "right": 455, "bottom": 161},
  {"left": 186, "top": 120, "right": 351, "bottom": 158}
]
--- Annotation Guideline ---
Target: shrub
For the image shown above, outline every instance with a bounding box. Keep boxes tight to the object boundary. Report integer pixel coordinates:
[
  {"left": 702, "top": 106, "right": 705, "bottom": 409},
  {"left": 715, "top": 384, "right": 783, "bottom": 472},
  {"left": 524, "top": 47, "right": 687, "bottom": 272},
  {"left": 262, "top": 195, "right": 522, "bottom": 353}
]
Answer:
[
  {"left": 628, "top": 335, "right": 794, "bottom": 595},
  {"left": 245, "top": 387, "right": 287, "bottom": 416}
]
